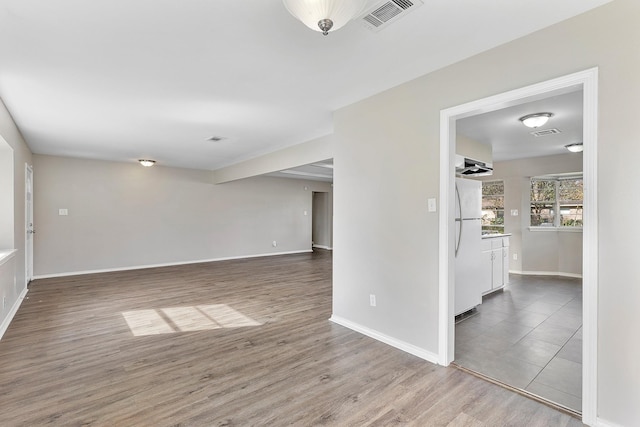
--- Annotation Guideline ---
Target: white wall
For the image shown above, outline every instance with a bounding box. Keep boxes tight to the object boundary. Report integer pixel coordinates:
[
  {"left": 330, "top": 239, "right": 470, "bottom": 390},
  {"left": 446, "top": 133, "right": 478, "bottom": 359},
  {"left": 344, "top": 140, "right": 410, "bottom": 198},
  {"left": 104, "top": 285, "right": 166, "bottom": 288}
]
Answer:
[
  {"left": 33, "top": 155, "right": 332, "bottom": 277},
  {"left": 479, "top": 153, "right": 583, "bottom": 277},
  {"left": 456, "top": 134, "right": 492, "bottom": 165},
  {"left": 0, "top": 137, "right": 13, "bottom": 249},
  {"left": 332, "top": 1, "right": 639, "bottom": 425},
  {"left": 0, "top": 98, "right": 33, "bottom": 334}
]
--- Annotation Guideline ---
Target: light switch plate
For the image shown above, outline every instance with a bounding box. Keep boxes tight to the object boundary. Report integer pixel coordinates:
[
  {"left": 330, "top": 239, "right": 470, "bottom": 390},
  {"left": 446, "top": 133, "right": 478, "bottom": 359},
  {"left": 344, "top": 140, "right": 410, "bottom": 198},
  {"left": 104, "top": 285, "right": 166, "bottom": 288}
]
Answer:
[
  {"left": 511, "top": 209, "right": 518, "bottom": 216},
  {"left": 427, "top": 198, "right": 437, "bottom": 212}
]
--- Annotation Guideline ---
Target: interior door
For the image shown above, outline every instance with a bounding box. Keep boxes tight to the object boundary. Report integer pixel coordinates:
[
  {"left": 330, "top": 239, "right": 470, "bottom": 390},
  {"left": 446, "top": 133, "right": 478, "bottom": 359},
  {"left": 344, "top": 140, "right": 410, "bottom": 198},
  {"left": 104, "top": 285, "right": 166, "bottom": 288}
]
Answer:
[{"left": 25, "top": 164, "right": 33, "bottom": 282}]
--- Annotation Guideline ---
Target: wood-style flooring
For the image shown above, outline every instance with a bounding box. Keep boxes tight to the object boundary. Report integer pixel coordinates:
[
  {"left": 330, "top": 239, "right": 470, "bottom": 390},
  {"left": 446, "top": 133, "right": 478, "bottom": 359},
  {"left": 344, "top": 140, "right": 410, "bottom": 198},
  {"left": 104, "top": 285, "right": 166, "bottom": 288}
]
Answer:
[{"left": 0, "top": 250, "right": 584, "bottom": 426}]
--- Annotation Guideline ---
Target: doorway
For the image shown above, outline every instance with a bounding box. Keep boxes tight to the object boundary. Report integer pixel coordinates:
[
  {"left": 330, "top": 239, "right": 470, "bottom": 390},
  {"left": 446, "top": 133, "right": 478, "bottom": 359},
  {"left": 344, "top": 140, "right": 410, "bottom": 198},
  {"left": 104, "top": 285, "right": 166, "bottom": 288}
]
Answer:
[
  {"left": 438, "top": 68, "right": 598, "bottom": 423},
  {"left": 312, "top": 191, "right": 332, "bottom": 250},
  {"left": 25, "top": 164, "right": 33, "bottom": 283}
]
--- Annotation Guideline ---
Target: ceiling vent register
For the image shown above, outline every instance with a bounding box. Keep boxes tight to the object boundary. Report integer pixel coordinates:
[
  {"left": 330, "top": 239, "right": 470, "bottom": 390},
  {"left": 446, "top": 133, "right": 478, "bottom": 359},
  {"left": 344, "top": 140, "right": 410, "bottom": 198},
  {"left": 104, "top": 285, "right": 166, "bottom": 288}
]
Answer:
[
  {"left": 361, "top": 0, "right": 423, "bottom": 32},
  {"left": 530, "top": 128, "right": 562, "bottom": 137},
  {"left": 206, "top": 136, "right": 226, "bottom": 142}
]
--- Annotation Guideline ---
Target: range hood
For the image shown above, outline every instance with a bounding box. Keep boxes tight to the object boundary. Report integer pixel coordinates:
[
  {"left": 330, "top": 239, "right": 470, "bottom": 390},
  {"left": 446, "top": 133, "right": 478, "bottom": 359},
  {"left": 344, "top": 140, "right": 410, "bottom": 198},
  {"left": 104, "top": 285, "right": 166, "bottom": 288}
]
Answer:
[{"left": 455, "top": 155, "right": 493, "bottom": 177}]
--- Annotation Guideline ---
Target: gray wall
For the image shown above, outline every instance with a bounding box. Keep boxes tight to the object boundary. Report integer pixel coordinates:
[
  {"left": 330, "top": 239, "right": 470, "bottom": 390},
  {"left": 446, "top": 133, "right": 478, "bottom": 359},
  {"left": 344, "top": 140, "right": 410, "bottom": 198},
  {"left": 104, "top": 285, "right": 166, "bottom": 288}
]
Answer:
[
  {"left": 332, "top": 1, "right": 639, "bottom": 425},
  {"left": 480, "top": 153, "right": 583, "bottom": 277},
  {"left": 33, "top": 154, "right": 332, "bottom": 276},
  {"left": 0, "top": 98, "right": 33, "bottom": 330}
]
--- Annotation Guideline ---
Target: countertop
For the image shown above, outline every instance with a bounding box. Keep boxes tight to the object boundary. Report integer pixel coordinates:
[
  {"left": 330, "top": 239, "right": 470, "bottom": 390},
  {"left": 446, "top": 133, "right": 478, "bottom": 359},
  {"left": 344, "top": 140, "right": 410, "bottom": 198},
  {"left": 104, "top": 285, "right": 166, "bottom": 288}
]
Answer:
[{"left": 481, "top": 233, "right": 512, "bottom": 239}]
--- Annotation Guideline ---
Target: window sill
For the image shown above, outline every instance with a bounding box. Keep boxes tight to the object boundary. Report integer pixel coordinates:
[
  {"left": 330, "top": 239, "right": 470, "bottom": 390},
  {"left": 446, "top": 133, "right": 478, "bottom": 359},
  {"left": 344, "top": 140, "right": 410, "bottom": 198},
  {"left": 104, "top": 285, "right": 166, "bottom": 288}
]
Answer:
[
  {"left": 528, "top": 227, "right": 583, "bottom": 233},
  {"left": 0, "top": 249, "right": 17, "bottom": 267}
]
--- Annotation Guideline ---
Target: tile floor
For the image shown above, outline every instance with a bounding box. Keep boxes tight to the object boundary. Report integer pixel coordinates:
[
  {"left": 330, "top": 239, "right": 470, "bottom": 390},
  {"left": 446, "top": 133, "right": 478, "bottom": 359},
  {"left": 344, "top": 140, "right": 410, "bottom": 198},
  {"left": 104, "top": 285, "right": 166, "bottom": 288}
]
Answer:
[{"left": 454, "top": 274, "right": 583, "bottom": 413}]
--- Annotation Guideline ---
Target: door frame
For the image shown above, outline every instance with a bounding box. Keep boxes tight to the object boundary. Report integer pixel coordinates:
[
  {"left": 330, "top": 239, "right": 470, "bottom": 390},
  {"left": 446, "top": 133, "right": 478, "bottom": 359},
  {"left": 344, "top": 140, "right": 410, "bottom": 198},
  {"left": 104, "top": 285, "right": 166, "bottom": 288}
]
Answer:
[
  {"left": 437, "top": 68, "right": 598, "bottom": 424},
  {"left": 25, "top": 163, "right": 33, "bottom": 283}
]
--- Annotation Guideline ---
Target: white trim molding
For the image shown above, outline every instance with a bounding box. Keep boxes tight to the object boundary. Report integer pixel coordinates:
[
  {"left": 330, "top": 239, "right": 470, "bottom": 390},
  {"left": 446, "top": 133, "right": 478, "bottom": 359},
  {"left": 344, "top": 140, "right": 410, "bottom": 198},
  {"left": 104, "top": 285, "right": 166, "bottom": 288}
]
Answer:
[
  {"left": 509, "top": 270, "right": 583, "bottom": 279},
  {"left": 330, "top": 315, "right": 439, "bottom": 364},
  {"left": 527, "top": 227, "right": 583, "bottom": 233},
  {"left": 439, "top": 67, "right": 599, "bottom": 425},
  {"left": 32, "top": 250, "right": 313, "bottom": 280},
  {"left": 312, "top": 245, "right": 333, "bottom": 250},
  {"left": 595, "top": 418, "right": 625, "bottom": 427},
  {"left": 0, "top": 287, "right": 28, "bottom": 341}
]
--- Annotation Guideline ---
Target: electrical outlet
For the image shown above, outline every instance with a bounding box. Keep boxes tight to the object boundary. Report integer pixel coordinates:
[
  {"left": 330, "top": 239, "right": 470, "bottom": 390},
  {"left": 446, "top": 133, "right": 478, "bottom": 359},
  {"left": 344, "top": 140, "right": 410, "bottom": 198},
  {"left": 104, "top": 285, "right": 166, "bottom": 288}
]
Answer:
[
  {"left": 513, "top": 253, "right": 518, "bottom": 261},
  {"left": 272, "top": 241, "right": 277, "bottom": 247},
  {"left": 427, "top": 198, "right": 437, "bottom": 212},
  {"left": 59, "top": 208, "right": 68, "bottom": 216},
  {"left": 369, "top": 294, "right": 376, "bottom": 307}
]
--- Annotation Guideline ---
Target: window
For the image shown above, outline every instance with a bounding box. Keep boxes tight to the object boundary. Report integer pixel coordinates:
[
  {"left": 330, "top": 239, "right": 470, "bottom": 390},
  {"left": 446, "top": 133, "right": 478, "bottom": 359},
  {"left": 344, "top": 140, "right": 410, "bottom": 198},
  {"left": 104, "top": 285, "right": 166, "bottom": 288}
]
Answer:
[
  {"left": 530, "top": 175, "right": 583, "bottom": 228},
  {"left": 482, "top": 180, "right": 504, "bottom": 232}
]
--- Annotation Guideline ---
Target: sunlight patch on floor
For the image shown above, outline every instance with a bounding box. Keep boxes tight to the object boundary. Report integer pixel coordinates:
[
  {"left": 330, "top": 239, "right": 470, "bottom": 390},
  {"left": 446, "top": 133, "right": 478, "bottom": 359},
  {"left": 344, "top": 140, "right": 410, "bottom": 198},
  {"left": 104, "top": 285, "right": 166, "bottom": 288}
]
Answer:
[{"left": 122, "top": 304, "right": 262, "bottom": 336}]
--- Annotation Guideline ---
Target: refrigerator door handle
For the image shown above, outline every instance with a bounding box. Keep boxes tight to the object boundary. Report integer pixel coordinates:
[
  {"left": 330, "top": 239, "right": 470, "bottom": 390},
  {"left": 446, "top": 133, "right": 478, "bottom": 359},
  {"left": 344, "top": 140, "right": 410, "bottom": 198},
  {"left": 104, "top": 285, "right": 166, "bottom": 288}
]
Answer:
[{"left": 455, "top": 184, "right": 463, "bottom": 257}]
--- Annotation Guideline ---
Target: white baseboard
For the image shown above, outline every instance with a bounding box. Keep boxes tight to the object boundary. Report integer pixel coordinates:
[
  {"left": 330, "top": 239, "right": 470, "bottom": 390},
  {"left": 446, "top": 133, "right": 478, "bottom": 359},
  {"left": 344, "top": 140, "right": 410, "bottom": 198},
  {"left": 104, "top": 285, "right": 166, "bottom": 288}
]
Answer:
[
  {"left": 312, "top": 245, "right": 332, "bottom": 250},
  {"left": 330, "top": 315, "right": 439, "bottom": 365},
  {"left": 509, "top": 270, "right": 582, "bottom": 279},
  {"left": 33, "top": 250, "right": 313, "bottom": 280},
  {"left": 595, "top": 418, "right": 625, "bottom": 427},
  {"left": 0, "top": 287, "right": 28, "bottom": 341}
]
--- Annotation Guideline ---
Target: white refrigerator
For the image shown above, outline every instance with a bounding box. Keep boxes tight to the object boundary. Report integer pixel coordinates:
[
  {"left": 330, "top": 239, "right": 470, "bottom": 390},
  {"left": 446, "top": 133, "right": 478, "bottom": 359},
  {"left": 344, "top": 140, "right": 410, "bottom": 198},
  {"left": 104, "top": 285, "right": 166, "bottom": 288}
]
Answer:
[{"left": 454, "top": 177, "right": 483, "bottom": 315}]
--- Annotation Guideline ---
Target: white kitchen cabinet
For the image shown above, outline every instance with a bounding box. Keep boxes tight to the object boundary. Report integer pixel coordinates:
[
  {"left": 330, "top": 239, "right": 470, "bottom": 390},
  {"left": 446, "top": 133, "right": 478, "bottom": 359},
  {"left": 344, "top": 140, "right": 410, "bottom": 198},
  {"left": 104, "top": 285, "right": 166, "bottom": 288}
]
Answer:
[
  {"left": 479, "top": 240, "right": 493, "bottom": 294},
  {"left": 481, "top": 235, "right": 510, "bottom": 295},
  {"left": 502, "top": 238, "right": 510, "bottom": 288}
]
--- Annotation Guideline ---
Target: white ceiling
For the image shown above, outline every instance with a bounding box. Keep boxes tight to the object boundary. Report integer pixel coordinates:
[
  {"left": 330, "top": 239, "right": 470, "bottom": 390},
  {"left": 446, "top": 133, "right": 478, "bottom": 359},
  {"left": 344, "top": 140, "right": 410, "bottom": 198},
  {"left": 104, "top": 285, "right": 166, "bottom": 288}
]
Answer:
[
  {"left": 0, "top": 0, "right": 609, "bottom": 170},
  {"left": 457, "top": 89, "right": 584, "bottom": 162}
]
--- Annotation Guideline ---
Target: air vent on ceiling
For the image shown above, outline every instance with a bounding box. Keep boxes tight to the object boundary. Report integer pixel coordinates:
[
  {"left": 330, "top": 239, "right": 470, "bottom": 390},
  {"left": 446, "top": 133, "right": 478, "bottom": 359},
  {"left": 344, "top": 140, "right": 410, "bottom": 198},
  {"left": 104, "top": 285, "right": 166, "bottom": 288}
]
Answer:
[
  {"left": 531, "top": 128, "right": 562, "bottom": 137},
  {"left": 361, "top": 0, "right": 423, "bottom": 32},
  {"left": 206, "top": 136, "right": 226, "bottom": 142}
]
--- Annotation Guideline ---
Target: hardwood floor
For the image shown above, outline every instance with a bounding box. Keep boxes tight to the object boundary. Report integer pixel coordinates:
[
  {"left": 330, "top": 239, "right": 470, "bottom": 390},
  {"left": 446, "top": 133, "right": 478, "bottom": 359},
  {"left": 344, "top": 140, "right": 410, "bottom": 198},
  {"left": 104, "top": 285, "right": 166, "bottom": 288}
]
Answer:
[{"left": 0, "top": 250, "right": 584, "bottom": 426}]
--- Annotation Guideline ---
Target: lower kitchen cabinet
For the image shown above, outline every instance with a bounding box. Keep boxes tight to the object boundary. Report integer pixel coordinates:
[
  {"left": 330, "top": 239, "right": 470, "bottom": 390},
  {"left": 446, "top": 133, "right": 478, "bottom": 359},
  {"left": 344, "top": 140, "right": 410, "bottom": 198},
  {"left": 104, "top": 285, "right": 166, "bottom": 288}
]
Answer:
[{"left": 481, "top": 236, "right": 510, "bottom": 295}]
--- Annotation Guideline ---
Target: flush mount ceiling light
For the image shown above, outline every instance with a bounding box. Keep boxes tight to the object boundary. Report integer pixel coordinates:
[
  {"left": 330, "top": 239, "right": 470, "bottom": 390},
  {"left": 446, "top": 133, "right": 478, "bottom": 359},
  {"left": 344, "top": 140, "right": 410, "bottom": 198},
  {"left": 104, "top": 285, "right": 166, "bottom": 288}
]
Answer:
[
  {"left": 565, "top": 143, "right": 584, "bottom": 153},
  {"left": 519, "top": 112, "right": 554, "bottom": 128},
  {"left": 138, "top": 159, "right": 156, "bottom": 167},
  {"left": 282, "top": 0, "right": 369, "bottom": 35}
]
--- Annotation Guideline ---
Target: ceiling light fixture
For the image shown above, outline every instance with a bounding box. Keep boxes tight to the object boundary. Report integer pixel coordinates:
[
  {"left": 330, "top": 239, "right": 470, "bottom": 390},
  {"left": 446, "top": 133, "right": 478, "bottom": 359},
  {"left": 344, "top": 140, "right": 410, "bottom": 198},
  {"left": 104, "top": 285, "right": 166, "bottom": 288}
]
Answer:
[
  {"left": 138, "top": 159, "right": 156, "bottom": 167},
  {"left": 565, "top": 143, "right": 584, "bottom": 153},
  {"left": 282, "top": 0, "right": 369, "bottom": 35},
  {"left": 519, "top": 112, "right": 554, "bottom": 128}
]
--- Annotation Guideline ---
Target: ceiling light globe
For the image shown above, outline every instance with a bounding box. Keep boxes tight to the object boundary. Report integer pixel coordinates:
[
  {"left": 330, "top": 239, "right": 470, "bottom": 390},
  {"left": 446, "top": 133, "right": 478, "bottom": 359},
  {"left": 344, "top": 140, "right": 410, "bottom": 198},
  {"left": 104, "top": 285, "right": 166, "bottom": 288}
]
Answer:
[
  {"left": 565, "top": 143, "right": 584, "bottom": 153},
  {"left": 139, "top": 159, "right": 156, "bottom": 167},
  {"left": 282, "top": 0, "right": 369, "bottom": 35},
  {"left": 519, "top": 112, "right": 554, "bottom": 128}
]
